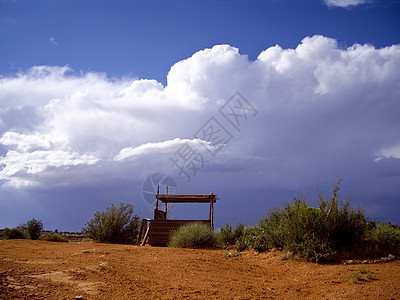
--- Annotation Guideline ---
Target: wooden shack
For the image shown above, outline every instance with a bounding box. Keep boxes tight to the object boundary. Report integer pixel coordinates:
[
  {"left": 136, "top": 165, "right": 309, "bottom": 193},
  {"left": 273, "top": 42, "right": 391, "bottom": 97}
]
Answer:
[{"left": 138, "top": 187, "right": 218, "bottom": 246}]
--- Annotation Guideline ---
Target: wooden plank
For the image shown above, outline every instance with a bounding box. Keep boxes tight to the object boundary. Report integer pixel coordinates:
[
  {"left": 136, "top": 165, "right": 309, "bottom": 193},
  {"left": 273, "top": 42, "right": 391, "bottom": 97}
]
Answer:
[
  {"left": 157, "top": 195, "right": 216, "bottom": 199},
  {"left": 156, "top": 194, "right": 218, "bottom": 203},
  {"left": 141, "top": 225, "right": 150, "bottom": 246},
  {"left": 154, "top": 209, "right": 166, "bottom": 220},
  {"left": 138, "top": 219, "right": 150, "bottom": 245},
  {"left": 149, "top": 220, "right": 211, "bottom": 225}
]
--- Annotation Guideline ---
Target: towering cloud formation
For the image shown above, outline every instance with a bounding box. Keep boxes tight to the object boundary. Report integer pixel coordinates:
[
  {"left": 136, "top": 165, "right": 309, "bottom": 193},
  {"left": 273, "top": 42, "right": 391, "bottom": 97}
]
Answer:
[{"left": 1, "top": 35, "right": 399, "bottom": 227}]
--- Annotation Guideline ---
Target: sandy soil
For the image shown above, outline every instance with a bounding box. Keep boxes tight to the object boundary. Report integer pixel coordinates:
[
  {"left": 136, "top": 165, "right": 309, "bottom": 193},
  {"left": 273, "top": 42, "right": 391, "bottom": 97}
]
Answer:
[{"left": 1, "top": 239, "right": 399, "bottom": 299}]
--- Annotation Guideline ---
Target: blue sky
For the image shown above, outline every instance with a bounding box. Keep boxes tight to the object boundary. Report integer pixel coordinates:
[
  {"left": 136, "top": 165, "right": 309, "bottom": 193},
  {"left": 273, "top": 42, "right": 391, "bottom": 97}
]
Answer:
[
  {"left": 1, "top": 0, "right": 399, "bottom": 231},
  {"left": 2, "top": 0, "right": 399, "bottom": 83}
]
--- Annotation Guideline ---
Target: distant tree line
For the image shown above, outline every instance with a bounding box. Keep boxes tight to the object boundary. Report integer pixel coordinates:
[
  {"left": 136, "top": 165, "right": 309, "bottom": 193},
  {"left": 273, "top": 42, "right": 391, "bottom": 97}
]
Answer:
[{"left": 2, "top": 218, "right": 43, "bottom": 240}]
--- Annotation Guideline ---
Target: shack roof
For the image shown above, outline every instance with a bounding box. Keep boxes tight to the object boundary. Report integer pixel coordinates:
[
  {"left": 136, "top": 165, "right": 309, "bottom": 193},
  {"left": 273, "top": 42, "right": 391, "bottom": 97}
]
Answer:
[{"left": 155, "top": 194, "right": 218, "bottom": 203}]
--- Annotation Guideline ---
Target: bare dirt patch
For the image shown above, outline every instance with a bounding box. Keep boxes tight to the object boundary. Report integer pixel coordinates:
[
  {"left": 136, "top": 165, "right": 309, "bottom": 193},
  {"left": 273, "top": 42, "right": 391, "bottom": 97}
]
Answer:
[{"left": 1, "top": 239, "right": 399, "bottom": 299}]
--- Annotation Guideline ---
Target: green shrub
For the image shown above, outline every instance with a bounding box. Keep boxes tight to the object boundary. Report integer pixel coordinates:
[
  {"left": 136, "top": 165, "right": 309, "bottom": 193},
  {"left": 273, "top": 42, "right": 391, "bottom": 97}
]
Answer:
[
  {"left": 351, "top": 266, "right": 373, "bottom": 283},
  {"left": 216, "top": 222, "right": 258, "bottom": 252},
  {"left": 241, "top": 225, "right": 269, "bottom": 252},
  {"left": 217, "top": 222, "right": 245, "bottom": 246},
  {"left": 42, "top": 232, "right": 69, "bottom": 242},
  {"left": 218, "top": 224, "right": 234, "bottom": 246},
  {"left": 3, "top": 227, "right": 26, "bottom": 239},
  {"left": 3, "top": 219, "right": 44, "bottom": 240},
  {"left": 225, "top": 225, "right": 267, "bottom": 252},
  {"left": 81, "top": 237, "right": 94, "bottom": 242},
  {"left": 351, "top": 271, "right": 362, "bottom": 283},
  {"left": 26, "top": 219, "right": 43, "bottom": 240},
  {"left": 168, "top": 222, "right": 218, "bottom": 248},
  {"left": 365, "top": 222, "right": 400, "bottom": 254},
  {"left": 255, "top": 179, "right": 367, "bottom": 261},
  {"left": 82, "top": 202, "right": 140, "bottom": 244},
  {"left": 262, "top": 199, "right": 339, "bottom": 261},
  {"left": 234, "top": 237, "right": 247, "bottom": 252}
]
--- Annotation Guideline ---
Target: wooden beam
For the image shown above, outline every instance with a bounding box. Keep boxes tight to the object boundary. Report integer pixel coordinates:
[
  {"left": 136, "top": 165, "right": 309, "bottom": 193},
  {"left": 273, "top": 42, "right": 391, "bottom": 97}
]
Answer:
[
  {"left": 165, "top": 185, "right": 168, "bottom": 215},
  {"left": 156, "top": 194, "right": 218, "bottom": 203}
]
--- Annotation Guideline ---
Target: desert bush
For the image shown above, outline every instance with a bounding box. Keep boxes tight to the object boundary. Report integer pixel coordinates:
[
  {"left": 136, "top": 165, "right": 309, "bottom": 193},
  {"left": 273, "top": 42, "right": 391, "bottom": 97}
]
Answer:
[
  {"left": 82, "top": 202, "right": 140, "bottom": 244},
  {"left": 3, "top": 227, "right": 26, "bottom": 239},
  {"left": 226, "top": 225, "right": 269, "bottom": 252},
  {"left": 241, "top": 225, "right": 269, "bottom": 252},
  {"left": 256, "top": 179, "right": 367, "bottom": 261},
  {"left": 217, "top": 222, "right": 259, "bottom": 252},
  {"left": 26, "top": 219, "right": 43, "bottom": 240},
  {"left": 3, "top": 219, "right": 44, "bottom": 240},
  {"left": 217, "top": 222, "right": 245, "bottom": 246},
  {"left": 81, "top": 237, "right": 94, "bottom": 242},
  {"left": 351, "top": 266, "right": 373, "bottom": 283},
  {"left": 365, "top": 222, "right": 400, "bottom": 254},
  {"left": 234, "top": 237, "right": 248, "bottom": 252},
  {"left": 42, "top": 232, "right": 69, "bottom": 242},
  {"left": 218, "top": 224, "right": 235, "bottom": 246},
  {"left": 168, "top": 222, "right": 218, "bottom": 248}
]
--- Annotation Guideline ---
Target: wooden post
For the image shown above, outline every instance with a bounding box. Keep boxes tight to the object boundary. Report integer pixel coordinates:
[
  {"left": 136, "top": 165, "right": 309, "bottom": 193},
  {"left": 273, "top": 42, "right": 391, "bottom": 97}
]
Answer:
[
  {"left": 211, "top": 201, "right": 214, "bottom": 229},
  {"left": 165, "top": 185, "right": 168, "bottom": 216},
  {"left": 209, "top": 193, "right": 214, "bottom": 229},
  {"left": 156, "top": 185, "right": 159, "bottom": 210},
  {"left": 209, "top": 198, "right": 212, "bottom": 223}
]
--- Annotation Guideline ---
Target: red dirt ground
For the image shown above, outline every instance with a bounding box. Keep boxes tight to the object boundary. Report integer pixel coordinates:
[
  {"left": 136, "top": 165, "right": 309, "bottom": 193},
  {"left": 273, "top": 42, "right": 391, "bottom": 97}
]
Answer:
[{"left": 1, "top": 239, "right": 399, "bottom": 299}]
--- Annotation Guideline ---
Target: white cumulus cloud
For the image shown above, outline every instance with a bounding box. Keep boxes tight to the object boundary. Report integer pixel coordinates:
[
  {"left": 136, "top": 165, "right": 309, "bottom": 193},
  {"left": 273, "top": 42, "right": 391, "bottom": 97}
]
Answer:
[
  {"left": 113, "top": 138, "right": 207, "bottom": 162},
  {"left": 324, "top": 0, "right": 367, "bottom": 8},
  {"left": 0, "top": 34, "right": 399, "bottom": 231},
  {"left": 0, "top": 150, "right": 98, "bottom": 187},
  {"left": 375, "top": 143, "right": 400, "bottom": 161}
]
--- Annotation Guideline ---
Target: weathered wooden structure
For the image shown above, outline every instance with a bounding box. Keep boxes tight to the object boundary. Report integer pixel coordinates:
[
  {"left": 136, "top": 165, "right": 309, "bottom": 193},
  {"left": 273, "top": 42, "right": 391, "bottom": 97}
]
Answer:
[{"left": 138, "top": 187, "right": 218, "bottom": 246}]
